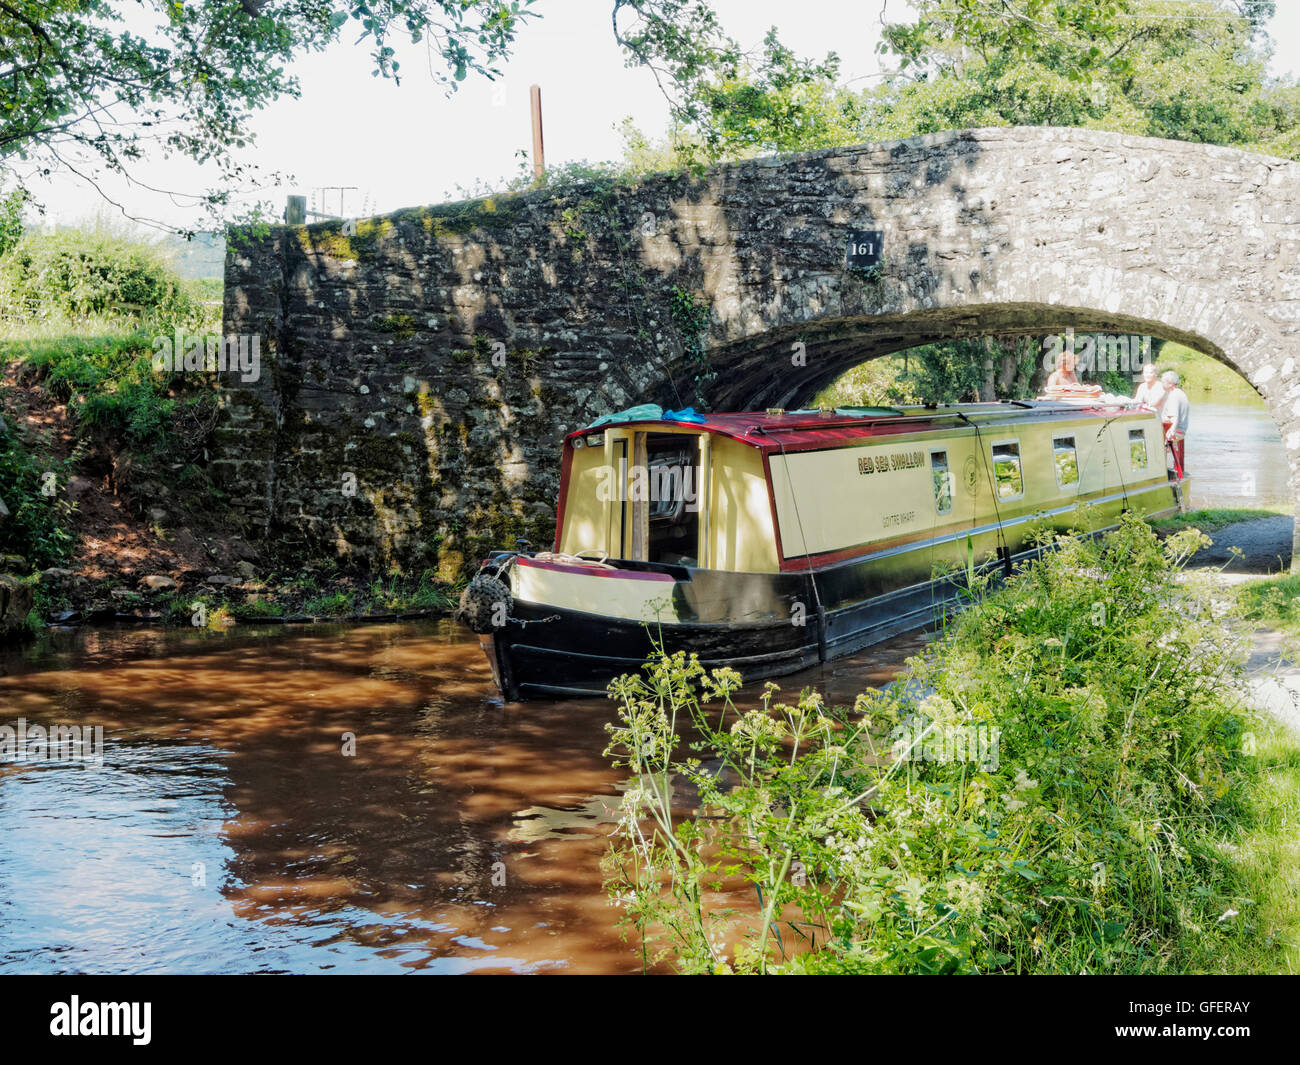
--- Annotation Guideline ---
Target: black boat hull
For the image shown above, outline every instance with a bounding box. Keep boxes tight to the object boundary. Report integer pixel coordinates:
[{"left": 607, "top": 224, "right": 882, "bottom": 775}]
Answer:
[{"left": 485, "top": 564, "right": 975, "bottom": 701}]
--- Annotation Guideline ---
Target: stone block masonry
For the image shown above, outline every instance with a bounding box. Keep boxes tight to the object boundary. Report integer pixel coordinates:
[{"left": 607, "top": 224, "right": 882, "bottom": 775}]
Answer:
[{"left": 217, "top": 126, "right": 1300, "bottom": 578}]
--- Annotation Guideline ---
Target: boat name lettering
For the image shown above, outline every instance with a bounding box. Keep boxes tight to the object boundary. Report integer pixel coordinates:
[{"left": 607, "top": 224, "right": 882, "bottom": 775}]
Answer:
[{"left": 857, "top": 450, "right": 925, "bottom": 476}]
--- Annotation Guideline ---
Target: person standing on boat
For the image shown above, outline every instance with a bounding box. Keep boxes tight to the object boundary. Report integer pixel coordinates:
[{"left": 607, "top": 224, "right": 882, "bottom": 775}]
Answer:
[
  {"left": 1134, "top": 363, "right": 1164, "bottom": 409},
  {"left": 1159, "top": 371, "right": 1190, "bottom": 478}
]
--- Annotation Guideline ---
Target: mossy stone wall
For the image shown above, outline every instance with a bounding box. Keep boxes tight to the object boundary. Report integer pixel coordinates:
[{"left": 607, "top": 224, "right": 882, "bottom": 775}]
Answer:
[{"left": 216, "top": 128, "right": 1300, "bottom": 577}]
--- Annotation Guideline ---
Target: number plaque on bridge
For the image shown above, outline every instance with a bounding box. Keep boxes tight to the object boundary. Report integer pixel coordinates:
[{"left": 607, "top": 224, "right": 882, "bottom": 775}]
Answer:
[{"left": 846, "top": 230, "right": 883, "bottom": 269}]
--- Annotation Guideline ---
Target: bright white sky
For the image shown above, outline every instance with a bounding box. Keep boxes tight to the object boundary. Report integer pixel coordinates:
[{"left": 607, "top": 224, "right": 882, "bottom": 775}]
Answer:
[{"left": 27, "top": 0, "right": 1300, "bottom": 230}]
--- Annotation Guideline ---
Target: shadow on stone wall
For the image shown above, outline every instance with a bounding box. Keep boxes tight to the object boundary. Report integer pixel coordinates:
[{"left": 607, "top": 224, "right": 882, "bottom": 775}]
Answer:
[{"left": 218, "top": 127, "right": 1300, "bottom": 579}]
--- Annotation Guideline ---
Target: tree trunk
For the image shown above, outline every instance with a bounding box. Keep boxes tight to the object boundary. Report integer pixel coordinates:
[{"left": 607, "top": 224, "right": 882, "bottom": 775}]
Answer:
[{"left": 980, "top": 336, "right": 996, "bottom": 401}]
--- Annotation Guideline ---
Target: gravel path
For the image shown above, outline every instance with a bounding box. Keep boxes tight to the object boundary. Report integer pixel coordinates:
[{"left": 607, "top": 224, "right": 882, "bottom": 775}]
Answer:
[
  {"left": 1245, "top": 628, "right": 1300, "bottom": 737},
  {"left": 1188, "top": 515, "right": 1293, "bottom": 575},
  {"left": 1181, "top": 516, "right": 1300, "bottom": 732}
]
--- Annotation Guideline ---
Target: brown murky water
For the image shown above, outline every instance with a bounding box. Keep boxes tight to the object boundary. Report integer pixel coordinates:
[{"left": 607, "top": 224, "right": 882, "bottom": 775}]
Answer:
[
  {"left": 0, "top": 397, "right": 1285, "bottom": 974},
  {"left": 0, "top": 620, "right": 927, "bottom": 974}
]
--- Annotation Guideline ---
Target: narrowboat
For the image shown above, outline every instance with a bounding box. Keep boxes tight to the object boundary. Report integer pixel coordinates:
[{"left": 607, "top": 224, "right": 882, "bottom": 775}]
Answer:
[{"left": 459, "top": 401, "right": 1187, "bottom": 701}]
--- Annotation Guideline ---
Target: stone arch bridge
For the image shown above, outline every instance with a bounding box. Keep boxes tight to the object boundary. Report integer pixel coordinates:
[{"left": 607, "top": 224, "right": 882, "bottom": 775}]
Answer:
[{"left": 219, "top": 126, "right": 1300, "bottom": 578}]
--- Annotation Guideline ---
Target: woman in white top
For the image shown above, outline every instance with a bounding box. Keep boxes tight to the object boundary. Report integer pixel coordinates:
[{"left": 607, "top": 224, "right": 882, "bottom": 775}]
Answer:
[{"left": 1134, "top": 363, "right": 1164, "bottom": 410}]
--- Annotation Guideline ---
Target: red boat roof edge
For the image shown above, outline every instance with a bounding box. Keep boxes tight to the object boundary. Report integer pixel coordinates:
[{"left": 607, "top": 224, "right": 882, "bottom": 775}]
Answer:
[{"left": 565, "top": 401, "right": 1148, "bottom": 448}]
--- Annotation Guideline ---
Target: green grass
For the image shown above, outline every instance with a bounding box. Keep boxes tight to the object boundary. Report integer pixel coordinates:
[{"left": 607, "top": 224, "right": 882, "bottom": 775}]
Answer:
[
  {"left": 1203, "top": 723, "right": 1300, "bottom": 973},
  {"left": 229, "top": 597, "right": 285, "bottom": 622},
  {"left": 0, "top": 227, "right": 206, "bottom": 331},
  {"left": 1149, "top": 506, "right": 1291, "bottom": 535},
  {"left": 1238, "top": 572, "right": 1300, "bottom": 628},
  {"left": 367, "top": 574, "right": 453, "bottom": 612},
  {"left": 301, "top": 589, "right": 355, "bottom": 615},
  {"left": 183, "top": 277, "right": 223, "bottom": 304},
  {"left": 1158, "top": 342, "right": 1263, "bottom": 403},
  {"left": 4, "top": 326, "right": 220, "bottom": 461}
]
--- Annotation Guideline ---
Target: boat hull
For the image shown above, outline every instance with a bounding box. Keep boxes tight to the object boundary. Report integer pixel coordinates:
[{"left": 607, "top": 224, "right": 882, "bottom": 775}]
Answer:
[
  {"left": 481, "top": 495, "right": 1182, "bottom": 701},
  {"left": 486, "top": 597, "right": 821, "bottom": 700},
  {"left": 485, "top": 551, "right": 999, "bottom": 701}
]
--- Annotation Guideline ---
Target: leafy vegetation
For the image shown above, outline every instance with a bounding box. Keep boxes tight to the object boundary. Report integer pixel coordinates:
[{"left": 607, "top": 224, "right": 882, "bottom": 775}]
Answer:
[
  {"left": 1, "top": 1, "right": 538, "bottom": 226},
  {"left": 615, "top": 1, "right": 1297, "bottom": 169},
  {"left": 816, "top": 339, "right": 1262, "bottom": 407},
  {"left": 0, "top": 228, "right": 204, "bottom": 328},
  {"left": 9, "top": 332, "right": 219, "bottom": 457},
  {"left": 872, "top": 0, "right": 1292, "bottom": 152},
  {"left": 0, "top": 419, "right": 74, "bottom": 568},
  {"left": 0, "top": 220, "right": 225, "bottom": 568},
  {"left": 604, "top": 516, "right": 1298, "bottom": 973}
]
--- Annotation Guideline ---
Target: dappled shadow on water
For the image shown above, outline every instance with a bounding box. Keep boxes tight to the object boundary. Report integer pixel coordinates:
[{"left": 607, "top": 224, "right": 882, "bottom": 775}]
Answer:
[{"left": 0, "top": 619, "right": 925, "bottom": 973}]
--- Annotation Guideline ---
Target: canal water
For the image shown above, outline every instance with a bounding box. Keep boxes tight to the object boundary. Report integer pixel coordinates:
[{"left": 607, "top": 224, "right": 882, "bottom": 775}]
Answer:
[
  {"left": 1, "top": 397, "right": 1287, "bottom": 975},
  {"left": 0, "top": 620, "right": 928, "bottom": 974},
  {"left": 1183, "top": 400, "right": 1290, "bottom": 510}
]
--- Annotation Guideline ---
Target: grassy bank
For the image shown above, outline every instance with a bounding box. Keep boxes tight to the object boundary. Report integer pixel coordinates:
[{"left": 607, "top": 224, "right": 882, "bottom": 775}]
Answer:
[
  {"left": 1158, "top": 342, "right": 1264, "bottom": 403},
  {"left": 1149, "top": 506, "right": 1292, "bottom": 535},
  {"left": 0, "top": 222, "right": 222, "bottom": 573},
  {"left": 1238, "top": 572, "right": 1300, "bottom": 632},
  {"left": 603, "top": 516, "right": 1300, "bottom": 974}
]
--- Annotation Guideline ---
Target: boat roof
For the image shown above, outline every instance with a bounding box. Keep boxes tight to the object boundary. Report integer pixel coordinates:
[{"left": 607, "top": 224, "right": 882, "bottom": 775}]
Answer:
[{"left": 568, "top": 400, "right": 1152, "bottom": 453}]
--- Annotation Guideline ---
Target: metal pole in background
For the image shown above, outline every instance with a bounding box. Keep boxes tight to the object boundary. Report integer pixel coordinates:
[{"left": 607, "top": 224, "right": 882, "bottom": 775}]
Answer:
[{"left": 530, "top": 85, "right": 545, "bottom": 182}]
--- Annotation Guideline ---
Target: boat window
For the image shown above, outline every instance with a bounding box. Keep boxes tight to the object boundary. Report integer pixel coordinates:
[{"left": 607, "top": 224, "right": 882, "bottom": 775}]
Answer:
[
  {"left": 1128, "top": 428, "right": 1148, "bottom": 470},
  {"left": 991, "top": 440, "right": 1024, "bottom": 499},
  {"left": 930, "top": 450, "right": 953, "bottom": 514},
  {"left": 1053, "top": 435, "right": 1079, "bottom": 488}
]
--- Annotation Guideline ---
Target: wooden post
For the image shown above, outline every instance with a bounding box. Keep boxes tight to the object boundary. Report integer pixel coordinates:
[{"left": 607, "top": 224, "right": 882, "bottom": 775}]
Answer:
[
  {"left": 285, "top": 195, "right": 306, "bottom": 225},
  {"left": 529, "top": 84, "right": 545, "bottom": 182}
]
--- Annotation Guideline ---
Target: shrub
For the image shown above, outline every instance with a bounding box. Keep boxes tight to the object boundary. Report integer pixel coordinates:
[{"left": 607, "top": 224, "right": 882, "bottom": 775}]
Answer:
[
  {"left": 0, "top": 229, "right": 203, "bottom": 329},
  {"left": 9, "top": 332, "right": 218, "bottom": 459},
  {"left": 603, "top": 515, "right": 1270, "bottom": 974}
]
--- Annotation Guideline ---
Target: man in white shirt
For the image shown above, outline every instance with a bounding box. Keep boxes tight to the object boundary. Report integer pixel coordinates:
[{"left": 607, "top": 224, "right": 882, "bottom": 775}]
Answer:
[
  {"left": 1159, "top": 371, "right": 1190, "bottom": 478},
  {"left": 1134, "top": 363, "right": 1163, "bottom": 410}
]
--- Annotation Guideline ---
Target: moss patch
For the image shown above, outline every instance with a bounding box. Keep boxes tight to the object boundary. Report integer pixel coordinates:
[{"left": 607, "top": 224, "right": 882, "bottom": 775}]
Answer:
[{"left": 403, "top": 195, "right": 528, "bottom": 238}]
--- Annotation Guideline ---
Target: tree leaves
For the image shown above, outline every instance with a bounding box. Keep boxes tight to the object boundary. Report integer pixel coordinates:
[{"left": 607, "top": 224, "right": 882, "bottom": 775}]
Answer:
[{"left": 0, "top": 1, "right": 537, "bottom": 226}]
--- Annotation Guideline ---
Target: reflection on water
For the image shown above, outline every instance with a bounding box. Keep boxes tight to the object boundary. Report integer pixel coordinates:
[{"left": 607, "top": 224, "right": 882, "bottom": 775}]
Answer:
[
  {"left": 0, "top": 620, "right": 927, "bottom": 974},
  {"left": 510, "top": 792, "right": 627, "bottom": 844},
  {"left": 1183, "top": 400, "right": 1290, "bottom": 510}
]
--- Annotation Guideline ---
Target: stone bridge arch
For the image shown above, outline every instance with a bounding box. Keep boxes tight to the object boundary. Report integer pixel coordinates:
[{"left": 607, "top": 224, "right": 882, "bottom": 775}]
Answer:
[
  {"left": 701, "top": 269, "right": 1285, "bottom": 412},
  {"left": 219, "top": 126, "right": 1300, "bottom": 576}
]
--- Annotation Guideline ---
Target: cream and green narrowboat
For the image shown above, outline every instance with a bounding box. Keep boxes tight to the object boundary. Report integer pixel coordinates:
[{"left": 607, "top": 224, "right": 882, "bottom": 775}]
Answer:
[{"left": 459, "top": 401, "right": 1186, "bottom": 701}]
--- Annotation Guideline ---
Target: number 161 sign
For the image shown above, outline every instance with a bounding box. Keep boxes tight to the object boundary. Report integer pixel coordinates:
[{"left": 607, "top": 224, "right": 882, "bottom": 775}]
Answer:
[{"left": 846, "top": 230, "right": 883, "bottom": 269}]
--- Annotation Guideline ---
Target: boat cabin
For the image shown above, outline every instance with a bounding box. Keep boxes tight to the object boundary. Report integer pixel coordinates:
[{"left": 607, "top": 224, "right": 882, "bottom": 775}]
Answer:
[{"left": 554, "top": 402, "right": 1180, "bottom": 576}]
